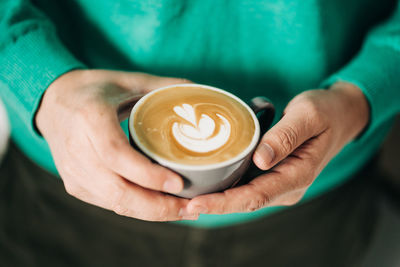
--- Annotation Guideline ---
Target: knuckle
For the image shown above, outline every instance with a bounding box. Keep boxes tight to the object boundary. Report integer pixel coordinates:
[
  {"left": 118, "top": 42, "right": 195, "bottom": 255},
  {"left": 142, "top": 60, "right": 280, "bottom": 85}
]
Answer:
[
  {"left": 245, "top": 191, "right": 271, "bottom": 212},
  {"left": 281, "top": 196, "right": 302, "bottom": 206},
  {"left": 156, "top": 204, "right": 171, "bottom": 221},
  {"left": 63, "top": 181, "right": 76, "bottom": 196},
  {"left": 109, "top": 183, "right": 130, "bottom": 216},
  {"left": 245, "top": 197, "right": 269, "bottom": 212},
  {"left": 75, "top": 188, "right": 91, "bottom": 201},
  {"left": 64, "top": 182, "right": 89, "bottom": 200},
  {"left": 276, "top": 126, "right": 298, "bottom": 154},
  {"left": 290, "top": 94, "right": 326, "bottom": 131},
  {"left": 113, "top": 204, "right": 130, "bottom": 217},
  {"left": 303, "top": 100, "right": 326, "bottom": 128},
  {"left": 99, "top": 140, "right": 123, "bottom": 165},
  {"left": 306, "top": 101, "right": 320, "bottom": 118},
  {"left": 282, "top": 192, "right": 304, "bottom": 206}
]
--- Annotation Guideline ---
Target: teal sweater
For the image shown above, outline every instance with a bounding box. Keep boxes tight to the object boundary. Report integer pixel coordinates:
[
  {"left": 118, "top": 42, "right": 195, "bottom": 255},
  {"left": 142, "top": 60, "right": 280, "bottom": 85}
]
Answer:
[{"left": 1, "top": 0, "right": 399, "bottom": 227}]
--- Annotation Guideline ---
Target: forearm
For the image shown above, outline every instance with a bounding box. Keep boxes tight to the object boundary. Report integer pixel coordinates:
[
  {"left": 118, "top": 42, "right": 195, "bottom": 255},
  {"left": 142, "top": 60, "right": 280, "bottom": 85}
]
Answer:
[
  {"left": 322, "top": 2, "right": 400, "bottom": 138},
  {"left": 0, "top": 0, "right": 85, "bottom": 136}
]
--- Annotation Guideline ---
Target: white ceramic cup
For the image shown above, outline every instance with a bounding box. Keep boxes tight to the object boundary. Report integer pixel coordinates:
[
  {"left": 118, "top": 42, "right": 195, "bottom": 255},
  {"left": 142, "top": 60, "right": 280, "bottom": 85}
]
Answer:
[{"left": 128, "top": 84, "right": 275, "bottom": 198}]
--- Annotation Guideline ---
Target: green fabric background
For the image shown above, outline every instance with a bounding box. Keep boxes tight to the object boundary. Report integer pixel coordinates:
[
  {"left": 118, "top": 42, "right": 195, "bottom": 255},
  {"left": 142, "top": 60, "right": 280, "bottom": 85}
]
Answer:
[{"left": 0, "top": 0, "right": 399, "bottom": 227}]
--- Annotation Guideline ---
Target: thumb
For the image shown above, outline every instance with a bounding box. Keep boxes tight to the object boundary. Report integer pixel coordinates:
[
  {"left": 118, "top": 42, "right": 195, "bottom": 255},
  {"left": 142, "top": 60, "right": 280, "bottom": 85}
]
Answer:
[{"left": 252, "top": 105, "right": 325, "bottom": 170}]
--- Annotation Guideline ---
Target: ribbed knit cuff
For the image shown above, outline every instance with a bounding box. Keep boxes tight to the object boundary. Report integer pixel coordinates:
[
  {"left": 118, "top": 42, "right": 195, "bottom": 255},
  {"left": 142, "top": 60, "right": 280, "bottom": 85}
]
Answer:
[
  {"left": 0, "top": 25, "right": 86, "bottom": 137},
  {"left": 321, "top": 44, "right": 400, "bottom": 140}
]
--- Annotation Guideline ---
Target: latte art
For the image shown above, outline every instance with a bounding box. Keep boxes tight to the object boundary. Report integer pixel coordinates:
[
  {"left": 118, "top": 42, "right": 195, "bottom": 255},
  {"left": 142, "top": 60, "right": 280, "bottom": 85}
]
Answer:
[
  {"left": 172, "top": 104, "right": 231, "bottom": 153},
  {"left": 132, "top": 86, "right": 255, "bottom": 165}
]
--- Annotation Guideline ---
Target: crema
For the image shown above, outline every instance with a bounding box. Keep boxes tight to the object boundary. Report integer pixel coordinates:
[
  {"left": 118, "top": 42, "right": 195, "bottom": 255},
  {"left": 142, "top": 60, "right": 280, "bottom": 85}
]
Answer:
[{"left": 132, "top": 86, "right": 255, "bottom": 165}]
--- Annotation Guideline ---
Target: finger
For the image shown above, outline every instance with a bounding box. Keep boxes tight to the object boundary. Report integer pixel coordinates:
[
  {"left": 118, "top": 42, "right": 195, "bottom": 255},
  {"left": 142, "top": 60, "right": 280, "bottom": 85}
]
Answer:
[
  {"left": 188, "top": 131, "right": 331, "bottom": 214},
  {"left": 62, "top": 166, "right": 196, "bottom": 221},
  {"left": 116, "top": 73, "right": 193, "bottom": 120},
  {"left": 108, "top": 176, "right": 196, "bottom": 221},
  {"left": 267, "top": 189, "right": 306, "bottom": 207},
  {"left": 83, "top": 106, "right": 184, "bottom": 194},
  {"left": 187, "top": 171, "right": 295, "bottom": 214},
  {"left": 253, "top": 102, "right": 327, "bottom": 170},
  {"left": 117, "top": 72, "right": 193, "bottom": 93}
]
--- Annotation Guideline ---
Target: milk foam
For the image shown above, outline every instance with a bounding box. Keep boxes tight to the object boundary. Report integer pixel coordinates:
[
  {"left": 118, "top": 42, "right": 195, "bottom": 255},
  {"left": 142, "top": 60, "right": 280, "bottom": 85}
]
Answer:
[{"left": 172, "top": 104, "right": 231, "bottom": 153}]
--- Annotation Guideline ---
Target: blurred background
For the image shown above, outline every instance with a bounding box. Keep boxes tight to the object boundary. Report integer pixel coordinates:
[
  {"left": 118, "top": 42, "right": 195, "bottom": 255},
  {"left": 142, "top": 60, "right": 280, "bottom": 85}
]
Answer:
[
  {"left": 0, "top": 99, "right": 398, "bottom": 265},
  {"left": 0, "top": 98, "right": 9, "bottom": 164},
  {"left": 363, "top": 116, "right": 400, "bottom": 266}
]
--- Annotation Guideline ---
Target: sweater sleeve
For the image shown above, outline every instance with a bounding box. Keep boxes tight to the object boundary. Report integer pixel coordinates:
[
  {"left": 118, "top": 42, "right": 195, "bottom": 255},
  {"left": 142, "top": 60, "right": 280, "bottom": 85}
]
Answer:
[
  {"left": 322, "top": 2, "right": 400, "bottom": 138},
  {"left": 0, "top": 0, "right": 86, "bottom": 136}
]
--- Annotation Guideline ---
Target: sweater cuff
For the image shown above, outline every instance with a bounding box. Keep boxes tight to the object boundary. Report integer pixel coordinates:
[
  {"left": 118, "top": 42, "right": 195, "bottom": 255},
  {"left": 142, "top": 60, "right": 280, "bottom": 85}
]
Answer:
[
  {"left": 321, "top": 44, "right": 400, "bottom": 140},
  {"left": 0, "top": 25, "right": 86, "bottom": 137}
]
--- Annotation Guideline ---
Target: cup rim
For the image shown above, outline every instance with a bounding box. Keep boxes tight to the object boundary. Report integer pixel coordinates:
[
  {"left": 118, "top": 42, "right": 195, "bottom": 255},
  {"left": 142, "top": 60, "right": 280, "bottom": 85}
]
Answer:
[{"left": 128, "top": 84, "right": 260, "bottom": 171}]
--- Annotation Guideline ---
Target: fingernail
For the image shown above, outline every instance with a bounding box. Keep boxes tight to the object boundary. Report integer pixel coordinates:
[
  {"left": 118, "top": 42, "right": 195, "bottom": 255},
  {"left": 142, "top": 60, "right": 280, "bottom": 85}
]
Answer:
[
  {"left": 192, "top": 205, "right": 208, "bottom": 214},
  {"left": 163, "top": 176, "right": 182, "bottom": 193},
  {"left": 255, "top": 143, "right": 275, "bottom": 169}
]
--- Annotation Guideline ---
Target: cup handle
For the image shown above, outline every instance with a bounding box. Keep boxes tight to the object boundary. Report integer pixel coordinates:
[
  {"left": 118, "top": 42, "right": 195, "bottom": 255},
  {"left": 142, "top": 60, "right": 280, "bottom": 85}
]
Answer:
[
  {"left": 118, "top": 94, "right": 145, "bottom": 121},
  {"left": 249, "top": 97, "right": 275, "bottom": 134},
  {"left": 230, "top": 97, "right": 275, "bottom": 188}
]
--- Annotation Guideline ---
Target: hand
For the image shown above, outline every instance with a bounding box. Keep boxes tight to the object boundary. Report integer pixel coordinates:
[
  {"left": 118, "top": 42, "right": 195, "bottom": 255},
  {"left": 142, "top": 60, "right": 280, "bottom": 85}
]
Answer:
[
  {"left": 187, "top": 82, "right": 369, "bottom": 214},
  {"left": 36, "top": 69, "right": 197, "bottom": 221}
]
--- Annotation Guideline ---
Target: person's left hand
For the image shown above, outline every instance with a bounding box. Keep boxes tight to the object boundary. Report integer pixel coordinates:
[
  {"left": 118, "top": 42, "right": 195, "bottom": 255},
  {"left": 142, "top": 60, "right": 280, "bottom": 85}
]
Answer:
[{"left": 187, "top": 82, "right": 369, "bottom": 214}]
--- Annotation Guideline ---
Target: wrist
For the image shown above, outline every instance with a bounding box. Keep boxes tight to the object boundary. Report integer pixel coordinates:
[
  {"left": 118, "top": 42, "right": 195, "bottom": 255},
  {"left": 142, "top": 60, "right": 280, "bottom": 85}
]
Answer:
[
  {"left": 35, "top": 69, "right": 87, "bottom": 136},
  {"left": 329, "top": 81, "right": 370, "bottom": 140}
]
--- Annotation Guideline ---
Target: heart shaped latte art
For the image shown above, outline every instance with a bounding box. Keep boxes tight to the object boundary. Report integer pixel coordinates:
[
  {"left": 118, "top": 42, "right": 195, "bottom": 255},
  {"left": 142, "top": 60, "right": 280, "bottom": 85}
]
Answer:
[{"left": 172, "top": 104, "right": 231, "bottom": 153}]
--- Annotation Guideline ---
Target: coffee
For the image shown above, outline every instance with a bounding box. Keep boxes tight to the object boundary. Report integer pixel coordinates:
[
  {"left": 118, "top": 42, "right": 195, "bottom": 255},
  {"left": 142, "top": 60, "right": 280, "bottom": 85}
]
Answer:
[{"left": 132, "top": 85, "right": 255, "bottom": 165}]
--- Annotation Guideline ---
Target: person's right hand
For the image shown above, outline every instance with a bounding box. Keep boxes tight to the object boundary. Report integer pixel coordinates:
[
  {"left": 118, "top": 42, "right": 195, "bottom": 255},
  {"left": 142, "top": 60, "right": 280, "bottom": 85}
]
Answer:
[{"left": 35, "top": 69, "right": 198, "bottom": 221}]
